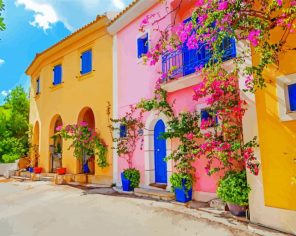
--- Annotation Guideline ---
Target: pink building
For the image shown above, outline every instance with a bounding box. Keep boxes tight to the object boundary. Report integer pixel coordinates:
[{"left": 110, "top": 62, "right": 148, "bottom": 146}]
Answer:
[{"left": 107, "top": 0, "right": 236, "bottom": 201}]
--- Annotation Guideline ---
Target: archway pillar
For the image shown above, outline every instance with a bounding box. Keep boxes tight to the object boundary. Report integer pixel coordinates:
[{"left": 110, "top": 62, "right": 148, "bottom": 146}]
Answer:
[{"left": 144, "top": 111, "right": 173, "bottom": 191}]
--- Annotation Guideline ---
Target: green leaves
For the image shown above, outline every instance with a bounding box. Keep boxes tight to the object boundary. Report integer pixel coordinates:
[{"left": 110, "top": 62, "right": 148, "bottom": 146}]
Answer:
[
  {"left": 0, "top": 0, "right": 5, "bottom": 31},
  {"left": 123, "top": 168, "right": 140, "bottom": 188},
  {"left": 0, "top": 86, "right": 29, "bottom": 163},
  {"left": 217, "top": 170, "right": 251, "bottom": 206}
]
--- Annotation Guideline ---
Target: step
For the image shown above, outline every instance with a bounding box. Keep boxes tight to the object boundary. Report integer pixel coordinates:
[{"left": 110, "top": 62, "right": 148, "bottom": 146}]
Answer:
[
  {"left": 11, "top": 176, "right": 31, "bottom": 181},
  {"left": 134, "top": 188, "right": 175, "bottom": 201},
  {"left": 19, "top": 171, "right": 31, "bottom": 178},
  {"left": 40, "top": 176, "right": 54, "bottom": 182}
]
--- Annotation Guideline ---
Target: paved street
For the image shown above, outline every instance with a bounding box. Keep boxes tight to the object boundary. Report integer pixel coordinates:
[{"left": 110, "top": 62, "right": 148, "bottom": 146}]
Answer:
[{"left": 0, "top": 179, "right": 267, "bottom": 236}]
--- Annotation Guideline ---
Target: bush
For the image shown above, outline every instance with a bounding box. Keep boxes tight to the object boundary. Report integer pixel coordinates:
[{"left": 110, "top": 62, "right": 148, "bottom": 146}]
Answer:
[
  {"left": 2, "top": 153, "right": 20, "bottom": 163},
  {"left": 217, "top": 170, "right": 251, "bottom": 206},
  {"left": 170, "top": 173, "right": 193, "bottom": 192},
  {"left": 123, "top": 168, "right": 140, "bottom": 188}
]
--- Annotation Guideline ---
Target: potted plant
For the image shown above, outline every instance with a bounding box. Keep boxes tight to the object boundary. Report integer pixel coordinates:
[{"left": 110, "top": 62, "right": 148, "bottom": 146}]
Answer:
[
  {"left": 56, "top": 167, "right": 66, "bottom": 175},
  {"left": 107, "top": 103, "right": 143, "bottom": 192},
  {"left": 217, "top": 170, "right": 251, "bottom": 217},
  {"left": 170, "top": 173, "right": 193, "bottom": 203},
  {"left": 121, "top": 168, "right": 140, "bottom": 191},
  {"left": 34, "top": 167, "right": 42, "bottom": 174}
]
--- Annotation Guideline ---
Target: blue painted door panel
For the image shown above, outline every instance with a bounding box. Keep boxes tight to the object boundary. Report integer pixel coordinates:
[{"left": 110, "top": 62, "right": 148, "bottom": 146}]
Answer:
[{"left": 154, "top": 120, "right": 167, "bottom": 183}]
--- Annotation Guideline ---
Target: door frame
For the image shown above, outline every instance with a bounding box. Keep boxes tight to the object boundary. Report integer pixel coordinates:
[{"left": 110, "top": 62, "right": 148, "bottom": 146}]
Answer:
[{"left": 144, "top": 111, "right": 172, "bottom": 191}]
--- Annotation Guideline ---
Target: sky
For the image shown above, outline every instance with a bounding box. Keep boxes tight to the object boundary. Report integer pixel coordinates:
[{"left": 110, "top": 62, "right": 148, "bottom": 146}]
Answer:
[{"left": 0, "top": 0, "right": 133, "bottom": 104}]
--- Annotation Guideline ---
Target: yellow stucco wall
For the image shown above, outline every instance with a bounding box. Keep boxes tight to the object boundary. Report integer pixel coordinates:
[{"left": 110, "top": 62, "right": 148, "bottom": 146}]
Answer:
[
  {"left": 28, "top": 17, "right": 113, "bottom": 184},
  {"left": 254, "top": 29, "right": 296, "bottom": 210}
]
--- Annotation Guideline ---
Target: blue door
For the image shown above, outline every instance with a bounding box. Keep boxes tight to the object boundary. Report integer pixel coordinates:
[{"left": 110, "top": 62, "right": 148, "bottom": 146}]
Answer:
[{"left": 154, "top": 120, "right": 167, "bottom": 183}]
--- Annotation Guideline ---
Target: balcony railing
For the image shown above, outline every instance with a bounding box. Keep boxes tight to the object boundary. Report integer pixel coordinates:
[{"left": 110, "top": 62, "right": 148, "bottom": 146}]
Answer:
[{"left": 161, "top": 37, "right": 236, "bottom": 82}]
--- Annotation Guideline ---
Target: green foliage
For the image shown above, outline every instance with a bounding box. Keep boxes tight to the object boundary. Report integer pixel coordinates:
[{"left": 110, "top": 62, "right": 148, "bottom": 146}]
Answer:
[
  {"left": 170, "top": 172, "right": 193, "bottom": 192},
  {"left": 217, "top": 170, "right": 251, "bottom": 206},
  {"left": 123, "top": 168, "right": 140, "bottom": 188},
  {"left": 2, "top": 153, "right": 20, "bottom": 164},
  {"left": 56, "top": 123, "right": 109, "bottom": 168},
  {"left": 0, "top": 0, "right": 5, "bottom": 31},
  {"left": 0, "top": 86, "right": 29, "bottom": 163}
]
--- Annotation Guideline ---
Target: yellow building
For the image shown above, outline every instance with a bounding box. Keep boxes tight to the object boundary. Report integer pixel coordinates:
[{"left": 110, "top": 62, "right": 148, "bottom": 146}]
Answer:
[
  {"left": 27, "top": 15, "right": 114, "bottom": 185},
  {"left": 242, "top": 28, "right": 296, "bottom": 234}
]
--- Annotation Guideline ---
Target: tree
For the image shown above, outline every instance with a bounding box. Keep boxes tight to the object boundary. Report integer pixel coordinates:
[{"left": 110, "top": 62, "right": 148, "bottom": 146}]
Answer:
[
  {"left": 0, "top": 0, "right": 5, "bottom": 31},
  {"left": 0, "top": 86, "right": 29, "bottom": 163},
  {"left": 139, "top": 0, "right": 296, "bottom": 179}
]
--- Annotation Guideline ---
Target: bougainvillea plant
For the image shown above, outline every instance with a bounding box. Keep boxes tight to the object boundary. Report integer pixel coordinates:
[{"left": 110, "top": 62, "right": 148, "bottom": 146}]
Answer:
[
  {"left": 139, "top": 0, "right": 296, "bottom": 178},
  {"left": 55, "top": 122, "right": 109, "bottom": 168},
  {"left": 107, "top": 102, "right": 144, "bottom": 169}
]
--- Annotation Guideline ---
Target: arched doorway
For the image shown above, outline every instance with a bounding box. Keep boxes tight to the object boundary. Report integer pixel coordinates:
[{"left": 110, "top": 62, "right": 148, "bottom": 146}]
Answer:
[
  {"left": 154, "top": 120, "right": 167, "bottom": 184},
  {"left": 144, "top": 111, "right": 173, "bottom": 190},
  {"left": 49, "top": 115, "right": 63, "bottom": 173},
  {"left": 77, "top": 107, "right": 95, "bottom": 174},
  {"left": 32, "top": 121, "right": 40, "bottom": 167}
]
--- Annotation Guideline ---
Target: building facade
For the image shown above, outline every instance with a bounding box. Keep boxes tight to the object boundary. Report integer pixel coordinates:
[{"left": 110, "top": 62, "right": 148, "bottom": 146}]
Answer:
[
  {"left": 27, "top": 16, "right": 114, "bottom": 185},
  {"left": 108, "top": 0, "right": 237, "bottom": 201}
]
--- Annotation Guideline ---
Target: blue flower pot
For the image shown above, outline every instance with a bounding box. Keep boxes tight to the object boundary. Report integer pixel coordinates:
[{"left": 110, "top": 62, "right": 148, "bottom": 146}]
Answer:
[
  {"left": 121, "top": 172, "right": 133, "bottom": 192},
  {"left": 83, "top": 163, "right": 90, "bottom": 174},
  {"left": 28, "top": 167, "right": 34, "bottom": 173},
  {"left": 175, "top": 180, "right": 192, "bottom": 203}
]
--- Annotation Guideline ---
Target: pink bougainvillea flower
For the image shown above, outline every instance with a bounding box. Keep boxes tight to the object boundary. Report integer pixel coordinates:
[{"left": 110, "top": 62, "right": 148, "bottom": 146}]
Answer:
[
  {"left": 218, "top": 1, "right": 228, "bottom": 10},
  {"left": 56, "top": 125, "right": 63, "bottom": 132},
  {"left": 80, "top": 121, "right": 88, "bottom": 127},
  {"left": 185, "top": 132, "right": 194, "bottom": 140},
  {"left": 247, "top": 29, "right": 261, "bottom": 47},
  {"left": 195, "top": 0, "right": 204, "bottom": 7},
  {"left": 277, "top": 0, "right": 282, "bottom": 6}
]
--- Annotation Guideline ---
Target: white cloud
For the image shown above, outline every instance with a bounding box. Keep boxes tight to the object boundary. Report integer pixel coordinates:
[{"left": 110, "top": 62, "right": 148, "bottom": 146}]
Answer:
[
  {"left": 15, "top": 0, "right": 73, "bottom": 31},
  {"left": 112, "top": 0, "right": 125, "bottom": 10},
  {"left": 0, "top": 58, "right": 4, "bottom": 66},
  {"left": 1, "top": 90, "right": 11, "bottom": 97}
]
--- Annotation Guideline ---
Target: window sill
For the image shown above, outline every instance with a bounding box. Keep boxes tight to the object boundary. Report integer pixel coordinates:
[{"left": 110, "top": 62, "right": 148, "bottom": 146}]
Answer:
[
  {"left": 77, "top": 70, "right": 95, "bottom": 81},
  {"left": 50, "top": 82, "right": 64, "bottom": 91}
]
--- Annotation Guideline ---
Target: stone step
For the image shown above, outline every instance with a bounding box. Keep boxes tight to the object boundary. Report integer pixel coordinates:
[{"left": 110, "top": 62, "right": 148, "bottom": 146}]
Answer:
[
  {"left": 40, "top": 176, "right": 54, "bottom": 182},
  {"left": 10, "top": 176, "right": 31, "bottom": 181},
  {"left": 19, "top": 171, "right": 31, "bottom": 178},
  {"left": 134, "top": 188, "right": 175, "bottom": 201}
]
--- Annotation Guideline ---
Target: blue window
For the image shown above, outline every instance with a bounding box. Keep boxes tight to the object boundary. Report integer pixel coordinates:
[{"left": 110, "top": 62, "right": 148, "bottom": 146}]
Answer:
[
  {"left": 137, "top": 33, "right": 149, "bottom": 58},
  {"left": 81, "top": 50, "right": 92, "bottom": 75},
  {"left": 288, "top": 83, "right": 296, "bottom": 111},
  {"left": 120, "top": 125, "right": 127, "bottom": 138},
  {"left": 53, "top": 64, "right": 62, "bottom": 85},
  {"left": 201, "top": 109, "right": 218, "bottom": 126},
  {"left": 36, "top": 78, "right": 40, "bottom": 95}
]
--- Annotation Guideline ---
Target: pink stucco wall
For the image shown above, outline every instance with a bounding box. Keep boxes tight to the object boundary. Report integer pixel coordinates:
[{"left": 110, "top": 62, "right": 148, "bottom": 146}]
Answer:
[{"left": 116, "top": 1, "right": 218, "bottom": 193}]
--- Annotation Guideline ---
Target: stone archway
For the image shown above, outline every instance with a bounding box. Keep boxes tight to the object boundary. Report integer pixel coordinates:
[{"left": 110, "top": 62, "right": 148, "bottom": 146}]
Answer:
[
  {"left": 32, "top": 121, "right": 40, "bottom": 167},
  {"left": 77, "top": 107, "right": 95, "bottom": 174},
  {"left": 49, "top": 115, "right": 63, "bottom": 173},
  {"left": 144, "top": 111, "right": 173, "bottom": 191}
]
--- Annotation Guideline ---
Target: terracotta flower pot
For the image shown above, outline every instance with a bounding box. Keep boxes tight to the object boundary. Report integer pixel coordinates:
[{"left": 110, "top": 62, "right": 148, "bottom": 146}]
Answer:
[
  {"left": 227, "top": 203, "right": 247, "bottom": 217},
  {"left": 56, "top": 168, "right": 66, "bottom": 175},
  {"left": 34, "top": 167, "right": 43, "bottom": 174}
]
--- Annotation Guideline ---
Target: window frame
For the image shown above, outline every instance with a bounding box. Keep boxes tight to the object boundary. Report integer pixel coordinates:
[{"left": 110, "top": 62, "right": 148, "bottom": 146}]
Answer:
[
  {"left": 36, "top": 77, "right": 40, "bottom": 95},
  {"left": 276, "top": 73, "right": 296, "bottom": 121},
  {"left": 137, "top": 30, "right": 150, "bottom": 60}
]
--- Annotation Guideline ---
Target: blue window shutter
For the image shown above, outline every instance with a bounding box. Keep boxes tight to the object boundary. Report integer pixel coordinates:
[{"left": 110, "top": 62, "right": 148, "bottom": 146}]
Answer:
[
  {"left": 81, "top": 50, "right": 92, "bottom": 74},
  {"left": 53, "top": 65, "right": 62, "bottom": 85},
  {"left": 288, "top": 83, "right": 296, "bottom": 111},
  {"left": 120, "top": 125, "right": 127, "bottom": 138},
  {"left": 143, "top": 34, "right": 149, "bottom": 55},
  {"left": 137, "top": 38, "right": 144, "bottom": 58}
]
